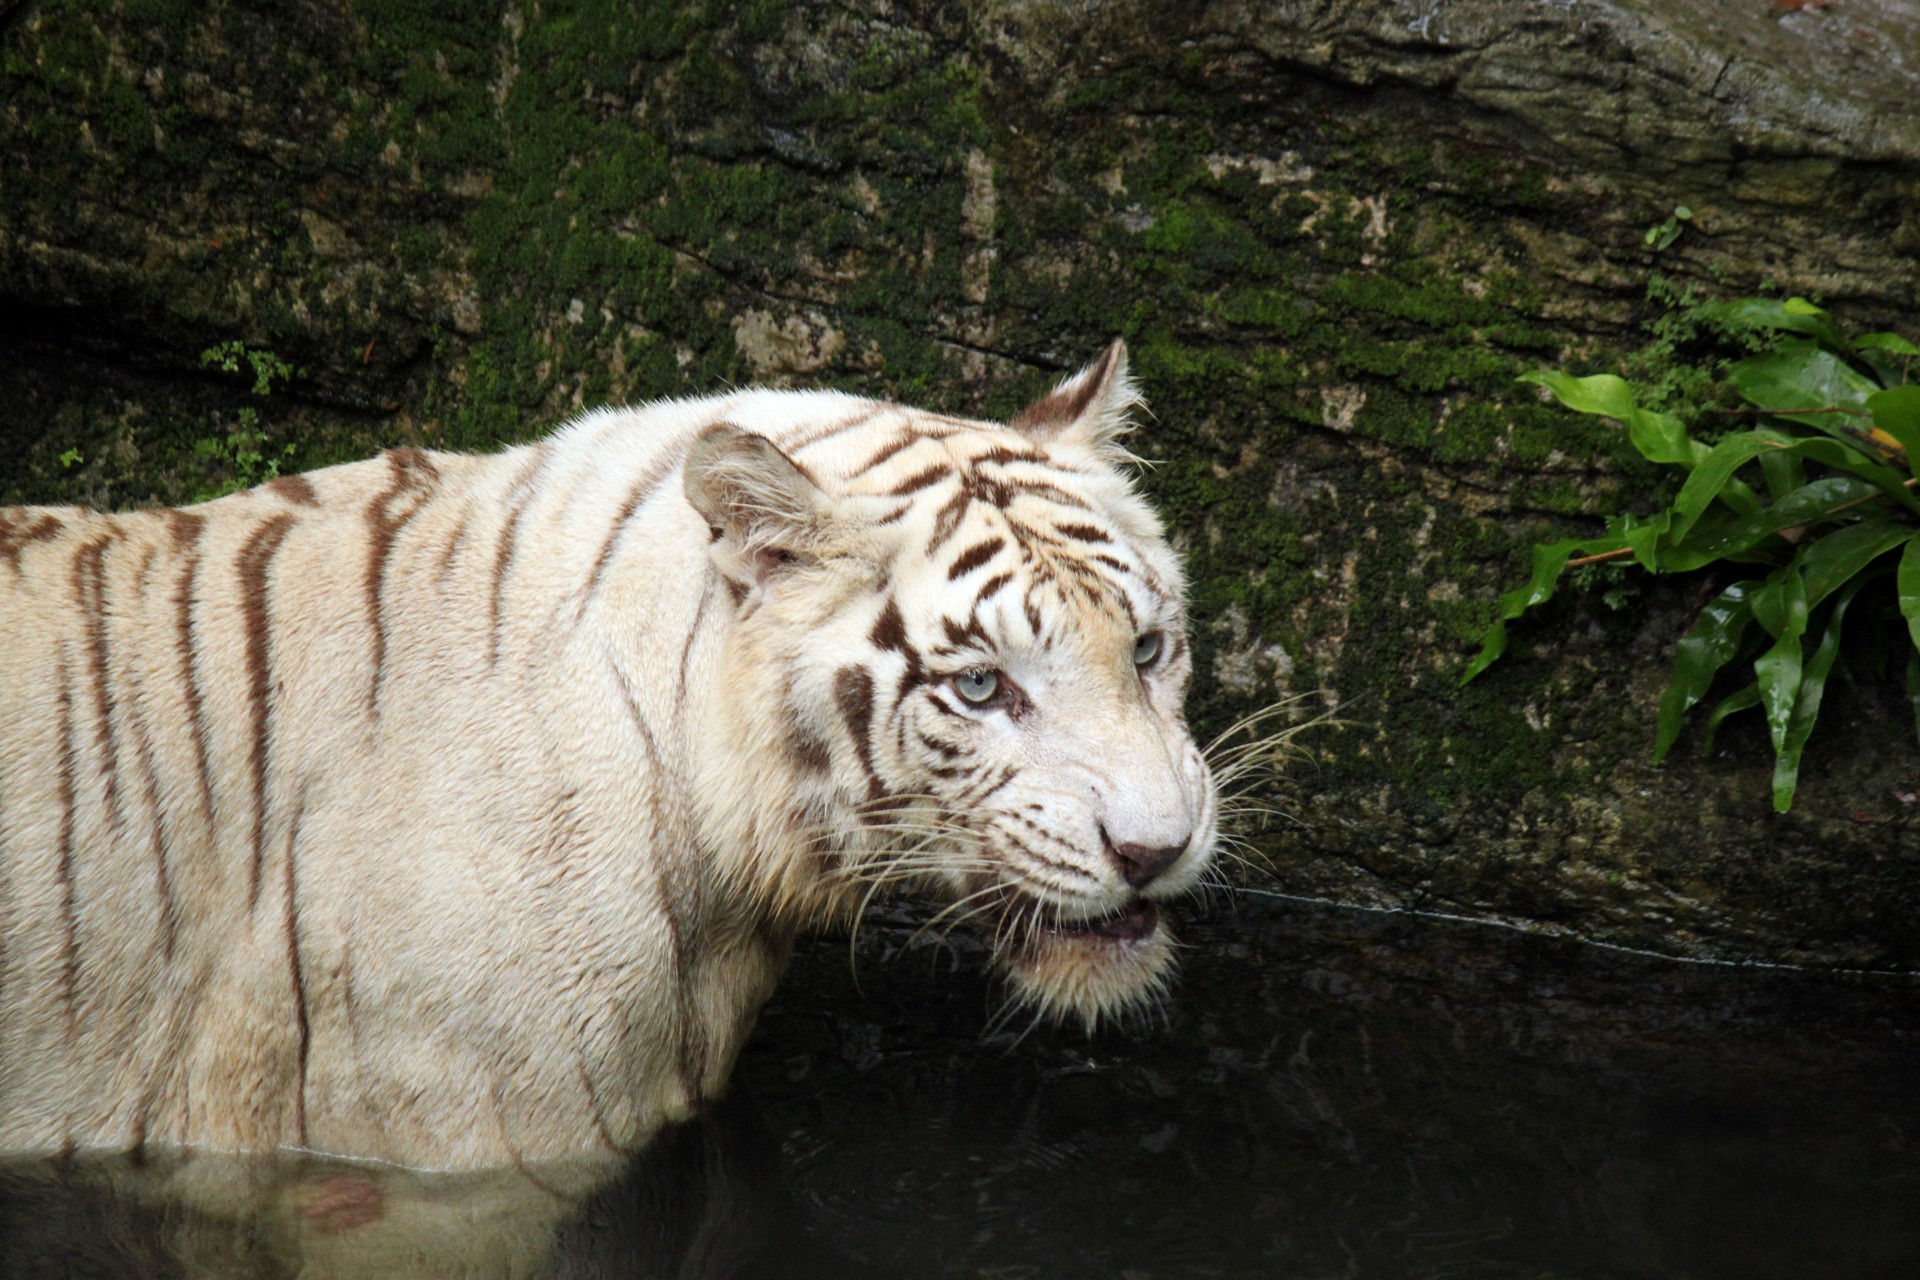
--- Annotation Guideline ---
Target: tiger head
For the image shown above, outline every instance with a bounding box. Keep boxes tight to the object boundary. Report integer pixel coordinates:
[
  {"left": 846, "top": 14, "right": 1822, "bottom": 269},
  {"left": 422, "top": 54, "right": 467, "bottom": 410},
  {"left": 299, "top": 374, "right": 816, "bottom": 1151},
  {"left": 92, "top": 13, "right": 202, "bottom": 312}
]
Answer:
[{"left": 686, "top": 342, "right": 1217, "bottom": 1028}]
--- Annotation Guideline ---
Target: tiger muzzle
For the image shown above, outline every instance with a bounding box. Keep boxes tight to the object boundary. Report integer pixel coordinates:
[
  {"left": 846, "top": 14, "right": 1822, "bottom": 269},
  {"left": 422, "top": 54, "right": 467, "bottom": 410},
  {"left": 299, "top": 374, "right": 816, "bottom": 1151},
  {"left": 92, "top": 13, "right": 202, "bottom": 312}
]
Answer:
[{"left": 1101, "top": 827, "right": 1187, "bottom": 891}]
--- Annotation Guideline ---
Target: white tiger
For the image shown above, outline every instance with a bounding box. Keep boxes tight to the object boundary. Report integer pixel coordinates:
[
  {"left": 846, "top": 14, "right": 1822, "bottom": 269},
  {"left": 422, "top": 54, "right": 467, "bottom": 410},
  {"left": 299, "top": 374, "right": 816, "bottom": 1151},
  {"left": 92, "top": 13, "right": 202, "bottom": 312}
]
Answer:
[{"left": 0, "top": 341, "right": 1218, "bottom": 1170}]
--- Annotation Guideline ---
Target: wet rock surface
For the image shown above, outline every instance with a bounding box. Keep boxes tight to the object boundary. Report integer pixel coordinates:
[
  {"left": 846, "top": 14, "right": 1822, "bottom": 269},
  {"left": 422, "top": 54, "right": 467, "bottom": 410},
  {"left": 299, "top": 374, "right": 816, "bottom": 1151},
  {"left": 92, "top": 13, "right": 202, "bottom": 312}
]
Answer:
[{"left": 3, "top": 0, "right": 1918, "bottom": 963}]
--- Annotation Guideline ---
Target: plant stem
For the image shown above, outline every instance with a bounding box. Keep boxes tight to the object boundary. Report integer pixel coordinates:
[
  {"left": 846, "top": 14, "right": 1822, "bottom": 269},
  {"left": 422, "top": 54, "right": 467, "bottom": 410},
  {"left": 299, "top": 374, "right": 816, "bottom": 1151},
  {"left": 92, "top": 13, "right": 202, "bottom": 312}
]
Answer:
[
  {"left": 1568, "top": 477, "right": 1920, "bottom": 570},
  {"left": 1823, "top": 475, "right": 1920, "bottom": 519},
  {"left": 1712, "top": 405, "right": 1869, "bottom": 417}
]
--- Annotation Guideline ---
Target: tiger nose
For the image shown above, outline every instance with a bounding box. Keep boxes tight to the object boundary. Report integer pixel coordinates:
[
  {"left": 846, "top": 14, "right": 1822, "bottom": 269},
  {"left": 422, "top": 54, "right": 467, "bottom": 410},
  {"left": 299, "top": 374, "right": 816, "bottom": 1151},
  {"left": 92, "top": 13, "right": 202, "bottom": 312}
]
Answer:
[{"left": 1105, "top": 833, "right": 1187, "bottom": 890}]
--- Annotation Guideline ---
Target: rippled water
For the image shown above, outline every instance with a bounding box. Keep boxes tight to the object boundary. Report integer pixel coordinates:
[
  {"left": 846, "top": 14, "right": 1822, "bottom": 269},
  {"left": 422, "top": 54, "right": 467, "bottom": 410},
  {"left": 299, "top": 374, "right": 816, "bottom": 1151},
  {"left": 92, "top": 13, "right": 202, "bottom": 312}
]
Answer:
[{"left": 4, "top": 893, "right": 1915, "bottom": 1278}]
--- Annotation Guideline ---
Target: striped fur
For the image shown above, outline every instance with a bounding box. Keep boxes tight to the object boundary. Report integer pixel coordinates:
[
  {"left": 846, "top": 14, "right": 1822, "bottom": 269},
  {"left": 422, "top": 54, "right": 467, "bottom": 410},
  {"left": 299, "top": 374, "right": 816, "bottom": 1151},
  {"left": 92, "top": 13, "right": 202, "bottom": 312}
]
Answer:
[{"left": 0, "top": 341, "right": 1216, "bottom": 1170}]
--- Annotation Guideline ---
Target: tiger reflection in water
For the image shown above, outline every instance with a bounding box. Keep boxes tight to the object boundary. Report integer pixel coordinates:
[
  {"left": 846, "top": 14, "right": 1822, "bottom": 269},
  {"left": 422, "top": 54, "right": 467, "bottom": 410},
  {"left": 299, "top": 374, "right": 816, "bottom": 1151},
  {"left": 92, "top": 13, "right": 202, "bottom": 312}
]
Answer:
[{"left": 0, "top": 1091, "right": 891, "bottom": 1279}]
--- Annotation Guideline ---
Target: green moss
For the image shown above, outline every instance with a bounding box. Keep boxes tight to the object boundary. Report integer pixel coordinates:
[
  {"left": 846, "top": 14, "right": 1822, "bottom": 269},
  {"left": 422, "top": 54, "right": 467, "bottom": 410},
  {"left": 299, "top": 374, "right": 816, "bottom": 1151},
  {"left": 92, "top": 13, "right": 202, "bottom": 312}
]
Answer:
[{"left": 1216, "top": 287, "right": 1309, "bottom": 336}]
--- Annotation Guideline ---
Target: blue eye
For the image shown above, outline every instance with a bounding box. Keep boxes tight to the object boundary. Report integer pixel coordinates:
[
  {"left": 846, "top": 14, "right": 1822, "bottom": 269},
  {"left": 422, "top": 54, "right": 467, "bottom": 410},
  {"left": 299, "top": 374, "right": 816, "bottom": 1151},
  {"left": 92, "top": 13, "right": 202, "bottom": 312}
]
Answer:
[
  {"left": 953, "top": 669, "right": 1001, "bottom": 704},
  {"left": 1133, "top": 631, "right": 1163, "bottom": 667}
]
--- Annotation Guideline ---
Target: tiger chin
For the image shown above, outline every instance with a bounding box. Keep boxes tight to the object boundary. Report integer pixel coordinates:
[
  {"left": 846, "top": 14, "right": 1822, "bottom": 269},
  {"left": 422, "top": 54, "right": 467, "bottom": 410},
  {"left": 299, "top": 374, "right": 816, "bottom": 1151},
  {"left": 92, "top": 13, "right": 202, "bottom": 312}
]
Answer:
[{"left": 0, "top": 339, "right": 1218, "bottom": 1171}]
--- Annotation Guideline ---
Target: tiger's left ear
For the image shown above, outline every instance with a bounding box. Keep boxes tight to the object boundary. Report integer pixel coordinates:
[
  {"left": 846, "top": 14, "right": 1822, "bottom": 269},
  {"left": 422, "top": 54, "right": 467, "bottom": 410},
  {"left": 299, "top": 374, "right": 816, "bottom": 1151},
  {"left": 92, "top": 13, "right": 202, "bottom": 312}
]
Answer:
[
  {"left": 1008, "top": 339, "right": 1141, "bottom": 456},
  {"left": 683, "top": 423, "right": 834, "bottom": 586}
]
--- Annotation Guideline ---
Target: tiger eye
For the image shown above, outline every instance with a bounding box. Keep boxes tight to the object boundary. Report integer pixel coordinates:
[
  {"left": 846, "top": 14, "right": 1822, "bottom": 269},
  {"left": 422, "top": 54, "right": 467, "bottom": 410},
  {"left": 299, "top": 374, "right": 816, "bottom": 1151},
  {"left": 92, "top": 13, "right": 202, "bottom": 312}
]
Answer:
[
  {"left": 953, "top": 669, "right": 1001, "bottom": 704},
  {"left": 1133, "top": 631, "right": 1163, "bottom": 667}
]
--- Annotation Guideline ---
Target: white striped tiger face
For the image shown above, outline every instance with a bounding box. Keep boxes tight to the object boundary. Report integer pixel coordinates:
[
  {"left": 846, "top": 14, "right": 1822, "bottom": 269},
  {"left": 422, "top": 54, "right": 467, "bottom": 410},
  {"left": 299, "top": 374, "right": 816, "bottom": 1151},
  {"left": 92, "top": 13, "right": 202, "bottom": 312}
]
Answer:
[{"left": 689, "top": 344, "right": 1218, "bottom": 1027}]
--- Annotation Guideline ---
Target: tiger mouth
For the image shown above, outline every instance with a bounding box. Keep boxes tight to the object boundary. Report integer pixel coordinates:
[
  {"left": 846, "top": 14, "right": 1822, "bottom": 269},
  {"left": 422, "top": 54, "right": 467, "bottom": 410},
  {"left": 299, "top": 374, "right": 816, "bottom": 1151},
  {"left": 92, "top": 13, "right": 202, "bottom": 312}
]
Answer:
[
  {"left": 1041, "top": 898, "right": 1160, "bottom": 944},
  {"left": 989, "top": 888, "right": 1178, "bottom": 1024}
]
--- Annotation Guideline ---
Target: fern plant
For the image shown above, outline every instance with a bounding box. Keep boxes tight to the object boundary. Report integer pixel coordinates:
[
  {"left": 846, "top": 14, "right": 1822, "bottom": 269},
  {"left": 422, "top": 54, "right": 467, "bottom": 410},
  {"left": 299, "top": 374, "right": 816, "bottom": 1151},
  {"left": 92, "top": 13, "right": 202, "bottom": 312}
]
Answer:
[{"left": 1463, "top": 297, "right": 1920, "bottom": 811}]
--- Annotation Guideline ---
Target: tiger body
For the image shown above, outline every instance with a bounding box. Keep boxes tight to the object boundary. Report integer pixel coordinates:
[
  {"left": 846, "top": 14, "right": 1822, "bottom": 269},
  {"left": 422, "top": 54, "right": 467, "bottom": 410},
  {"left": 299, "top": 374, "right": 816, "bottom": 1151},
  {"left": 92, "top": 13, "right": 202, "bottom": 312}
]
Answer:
[{"left": 0, "top": 343, "right": 1217, "bottom": 1170}]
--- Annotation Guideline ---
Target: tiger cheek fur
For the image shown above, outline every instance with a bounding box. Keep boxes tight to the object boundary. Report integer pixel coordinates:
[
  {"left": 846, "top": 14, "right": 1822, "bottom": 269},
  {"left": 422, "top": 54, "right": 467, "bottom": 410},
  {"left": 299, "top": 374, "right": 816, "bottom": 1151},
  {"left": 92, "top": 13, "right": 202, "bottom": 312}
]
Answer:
[{"left": 0, "top": 340, "right": 1216, "bottom": 1169}]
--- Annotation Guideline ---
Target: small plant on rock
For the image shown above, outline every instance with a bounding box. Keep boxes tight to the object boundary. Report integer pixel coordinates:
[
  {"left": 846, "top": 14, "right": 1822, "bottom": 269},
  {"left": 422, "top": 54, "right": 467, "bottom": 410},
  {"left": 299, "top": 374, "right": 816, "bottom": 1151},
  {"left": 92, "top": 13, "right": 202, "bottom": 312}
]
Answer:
[
  {"left": 1463, "top": 295, "right": 1920, "bottom": 812},
  {"left": 196, "top": 340, "right": 298, "bottom": 500}
]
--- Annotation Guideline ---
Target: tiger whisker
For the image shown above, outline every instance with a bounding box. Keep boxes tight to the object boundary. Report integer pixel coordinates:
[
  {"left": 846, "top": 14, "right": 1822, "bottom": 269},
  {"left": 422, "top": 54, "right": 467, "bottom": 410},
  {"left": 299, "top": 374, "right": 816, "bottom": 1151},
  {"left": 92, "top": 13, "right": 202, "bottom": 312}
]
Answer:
[
  {"left": 1200, "top": 695, "right": 1320, "bottom": 756},
  {"left": 911, "top": 882, "right": 1012, "bottom": 945}
]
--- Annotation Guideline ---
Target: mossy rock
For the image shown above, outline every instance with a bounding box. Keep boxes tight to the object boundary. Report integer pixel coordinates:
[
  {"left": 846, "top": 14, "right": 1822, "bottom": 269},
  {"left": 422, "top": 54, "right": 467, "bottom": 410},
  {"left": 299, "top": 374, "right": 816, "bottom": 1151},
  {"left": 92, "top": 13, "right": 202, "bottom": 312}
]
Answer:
[{"left": 3, "top": 0, "right": 1917, "bottom": 966}]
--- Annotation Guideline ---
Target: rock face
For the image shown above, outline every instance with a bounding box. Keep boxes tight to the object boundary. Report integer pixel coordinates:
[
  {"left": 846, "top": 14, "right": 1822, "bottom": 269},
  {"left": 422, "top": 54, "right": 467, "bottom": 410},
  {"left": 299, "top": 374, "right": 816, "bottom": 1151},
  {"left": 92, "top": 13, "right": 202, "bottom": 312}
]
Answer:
[{"left": 4, "top": 0, "right": 1917, "bottom": 966}]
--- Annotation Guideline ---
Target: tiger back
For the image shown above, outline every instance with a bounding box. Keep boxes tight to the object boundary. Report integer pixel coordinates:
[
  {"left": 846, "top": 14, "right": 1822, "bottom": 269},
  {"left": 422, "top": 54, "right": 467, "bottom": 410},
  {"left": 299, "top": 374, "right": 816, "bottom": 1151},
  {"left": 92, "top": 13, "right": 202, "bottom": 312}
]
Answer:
[{"left": 0, "top": 341, "right": 1218, "bottom": 1169}]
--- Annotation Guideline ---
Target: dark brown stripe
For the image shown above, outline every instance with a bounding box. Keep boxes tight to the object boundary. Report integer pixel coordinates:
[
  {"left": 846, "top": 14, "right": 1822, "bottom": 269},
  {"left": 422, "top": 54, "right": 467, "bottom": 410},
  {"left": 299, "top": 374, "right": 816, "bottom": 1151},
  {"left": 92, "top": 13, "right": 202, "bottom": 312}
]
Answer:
[
  {"left": 577, "top": 1047, "right": 620, "bottom": 1153},
  {"left": 610, "top": 659, "right": 707, "bottom": 1096},
  {"left": 124, "top": 688, "right": 176, "bottom": 961},
  {"left": 647, "top": 867, "right": 700, "bottom": 1103},
  {"left": 265, "top": 475, "right": 319, "bottom": 506},
  {"left": 436, "top": 506, "right": 472, "bottom": 585},
  {"left": 0, "top": 509, "right": 63, "bottom": 573},
  {"left": 973, "top": 765, "right": 1018, "bottom": 805},
  {"left": 788, "top": 727, "right": 832, "bottom": 775},
  {"left": 167, "top": 512, "right": 217, "bottom": 828},
  {"left": 975, "top": 571, "right": 1014, "bottom": 606},
  {"left": 940, "top": 614, "right": 990, "bottom": 650},
  {"left": 338, "top": 937, "right": 383, "bottom": 1142},
  {"left": 1056, "top": 553, "right": 1100, "bottom": 582},
  {"left": 134, "top": 542, "right": 160, "bottom": 596},
  {"left": 53, "top": 655, "right": 79, "bottom": 1031},
  {"left": 282, "top": 779, "right": 311, "bottom": 1146},
  {"left": 108, "top": 577, "right": 177, "bottom": 963},
  {"left": 925, "top": 488, "right": 972, "bottom": 556},
  {"left": 870, "top": 598, "right": 928, "bottom": 700},
  {"left": 989, "top": 478, "right": 1093, "bottom": 514},
  {"left": 869, "top": 598, "right": 909, "bottom": 654},
  {"left": 946, "top": 537, "right": 1005, "bottom": 580},
  {"left": 582, "top": 458, "right": 673, "bottom": 612},
  {"left": 365, "top": 448, "right": 439, "bottom": 716},
  {"left": 490, "top": 446, "right": 550, "bottom": 668},
  {"left": 832, "top": 665, "right": 883, "bottom": 800},
  {"left": 675, "top": 584, "right": 714, "bottom": 708},
  {"left": 972, "top": 444, "right": 1047, "bottom": 467},
  {"left": 915, "top": 730, "right": 963, "bottom": 760},
  {"left": 1053, "top": 522, "right": 1110, "bottom": 543},
  {"left": 614, "top": 662, "right": 665, "bottom": 761},
  {"left": 887, "top": 463, "right": 951, "bottom": 496},
  {"left": 389, "top": 446, "right": 439, "bottom": 479},
  {"left": 495, "top": 1084, "right": 566, "bottom": 1200},
  {"left": 1001, "top": 820, "right": 1091, "bottom": 880},
  {"left": 925, "top": 691, "right": 966, "bottom": 719},
  {"left": 920, "top": 411, "right": 985, "bottom": 431},
  {"left": 852, "top": 431, "right": 922, "bottom": 475},
  {"left": 786, "top": 405, "right": 881, "bottom": 453},
  {"left": 73, "top": 533, "right": 125, "bottom": 834},
  {"left": 238, "top": 513, "right": 297, "bottom": 911},
  {"left": 969, "top": 472, "right": 1013, "bottom": 509}
]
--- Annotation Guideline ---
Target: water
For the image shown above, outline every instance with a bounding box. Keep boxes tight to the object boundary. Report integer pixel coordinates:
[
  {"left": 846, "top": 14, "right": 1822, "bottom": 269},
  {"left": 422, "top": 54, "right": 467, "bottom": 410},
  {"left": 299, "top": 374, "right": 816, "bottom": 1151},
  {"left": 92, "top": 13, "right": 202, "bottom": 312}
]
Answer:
[{"left": 3, "top": 893, "right": 1915, "bottom": 1278}]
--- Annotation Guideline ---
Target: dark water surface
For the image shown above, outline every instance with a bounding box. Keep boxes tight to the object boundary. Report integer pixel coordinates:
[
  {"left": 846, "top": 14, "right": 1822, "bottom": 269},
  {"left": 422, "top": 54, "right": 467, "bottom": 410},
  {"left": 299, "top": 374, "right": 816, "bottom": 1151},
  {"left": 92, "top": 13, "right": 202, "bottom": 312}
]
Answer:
[{"left": 4, "top": 893, "right": 1915, "bottom": 1278}]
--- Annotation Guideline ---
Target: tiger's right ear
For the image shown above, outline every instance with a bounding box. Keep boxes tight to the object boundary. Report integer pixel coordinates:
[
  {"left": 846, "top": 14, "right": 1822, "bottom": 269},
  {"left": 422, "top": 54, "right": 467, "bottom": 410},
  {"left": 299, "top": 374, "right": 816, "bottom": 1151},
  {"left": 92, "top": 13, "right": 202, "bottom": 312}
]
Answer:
[
  {"left": 1008, "top": 339, "right": 1142, "bottom": 459},
  {"left": 683, "top": 423, "right": 832, "bottom": 587}
]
